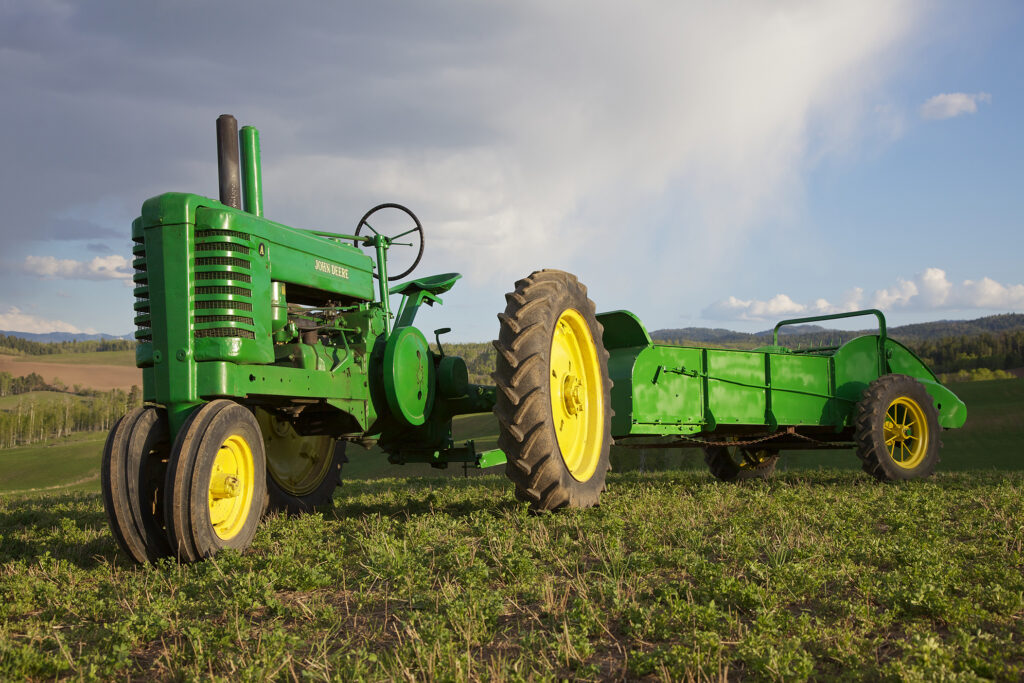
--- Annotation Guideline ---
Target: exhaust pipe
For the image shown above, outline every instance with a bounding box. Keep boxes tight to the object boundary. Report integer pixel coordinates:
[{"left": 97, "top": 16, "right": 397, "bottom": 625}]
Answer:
[{"left": 216, "top": 114, "right": 241, "bottom": 209}]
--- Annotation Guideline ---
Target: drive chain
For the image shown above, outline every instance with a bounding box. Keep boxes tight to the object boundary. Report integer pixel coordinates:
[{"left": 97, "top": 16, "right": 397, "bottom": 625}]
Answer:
[{"left": 616, "top": 430, "right": 825, "bottom": 450}]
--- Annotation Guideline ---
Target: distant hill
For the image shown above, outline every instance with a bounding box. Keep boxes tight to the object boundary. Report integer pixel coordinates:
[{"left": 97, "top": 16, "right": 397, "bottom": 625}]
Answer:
[
  {"left": 0, "top": 330, "right": 133, "bottom": 344},
  {"left": 651, "top": 313, "right": 1024, "bottom": 348}
]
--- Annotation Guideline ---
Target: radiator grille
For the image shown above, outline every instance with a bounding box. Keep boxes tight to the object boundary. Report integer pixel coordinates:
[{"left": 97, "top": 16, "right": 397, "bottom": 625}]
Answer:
[
  {"left": 192, "top": 228, "right": 257, "bottom": 340},
  {"left": 132, "top": 234, "right": 150, "bottom": 341}
]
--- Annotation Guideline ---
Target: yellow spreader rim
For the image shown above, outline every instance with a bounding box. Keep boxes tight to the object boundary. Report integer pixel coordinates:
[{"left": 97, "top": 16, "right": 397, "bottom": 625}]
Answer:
[
  {"left": 884, "top": 396, "right": 929, "bottom": 470},
  {"left": 549, "top": 308, "right": 604, "bottom": 482},
  {"left": 208, "top": 434, "right": 256, "bottom": 540}
]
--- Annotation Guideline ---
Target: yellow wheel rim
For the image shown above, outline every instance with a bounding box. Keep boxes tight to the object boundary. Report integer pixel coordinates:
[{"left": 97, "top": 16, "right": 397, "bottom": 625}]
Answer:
[
  {"left": 549, "top": 309, "right": 604, "bottom": 481},
  {"left": 208, "top": 433, "right": 256, "bottom": 540},
  {"left": 884, "top": 397, "right": 929, "bottom": 469}
]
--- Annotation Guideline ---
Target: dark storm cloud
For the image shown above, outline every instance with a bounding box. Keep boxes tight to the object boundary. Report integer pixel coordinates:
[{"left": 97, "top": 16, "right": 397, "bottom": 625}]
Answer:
[
  {"left": 40, "top": 218, "right": 121, "bottom": 241},
  {"left": 0, "top": 1, "right": 515, "bottom": 248}
]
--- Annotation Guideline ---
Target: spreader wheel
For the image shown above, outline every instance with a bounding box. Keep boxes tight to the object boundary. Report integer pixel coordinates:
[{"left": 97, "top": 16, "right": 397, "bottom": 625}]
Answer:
[
  {"left": 256, "top": 409, "right": 347, "bottom": 515},
  {"left": 855, "top": 374, "right": 940, "bottom": 481},
  {"left": 101, "top": 406, "right": 173, "bottom": 563},
  {"left": 703, "top": 446, "right": 779, "bottom": 482},
  {"left": 164, "top": 400, "right": 267, "bottom": 561},
  {"left": 493, "top": 270, "right": 612, "bottom": 510}
]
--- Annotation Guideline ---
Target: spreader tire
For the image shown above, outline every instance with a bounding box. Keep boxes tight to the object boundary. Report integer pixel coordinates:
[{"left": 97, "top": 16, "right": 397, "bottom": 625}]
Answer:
[
  {"left": 164, "top": 400, "right": 267, "bottom": 561},
  {"left": 855, "top": 374, "right": 940, "bottom": 481},
  {"left": 101, "top": 407, "right": 173, "bottom": 563},
  {"left": 493, "top": 270, "right": 612, "bottom": 510},
  {"left": 257, "top": 409, "right": 347, "bottom": 515},
  {"left": 704, "top": 446, "right": 779, "bottom": 482}
]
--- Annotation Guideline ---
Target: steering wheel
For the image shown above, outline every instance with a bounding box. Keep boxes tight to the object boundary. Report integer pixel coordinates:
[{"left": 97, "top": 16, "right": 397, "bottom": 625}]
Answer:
[{"left": 354, "top": 203, "right": 425, "bottom": 281}]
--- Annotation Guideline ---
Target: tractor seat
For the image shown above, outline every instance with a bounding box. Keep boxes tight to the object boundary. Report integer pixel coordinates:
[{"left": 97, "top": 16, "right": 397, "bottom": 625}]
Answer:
[{"left": 390, "top": 272, "right": 462, "bottom": 298}]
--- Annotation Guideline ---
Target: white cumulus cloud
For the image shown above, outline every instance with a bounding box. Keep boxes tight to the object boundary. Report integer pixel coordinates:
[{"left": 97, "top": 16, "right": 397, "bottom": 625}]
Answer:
[
  {"left": 919, "top": 92, "right": 991, "bottom": 120},
  {"left": 705, "top": 268, "right": 1024, "bottom": 321},
  {"left": 23, "top": 255, "right": 132, "bottom": 281},
  {"left": 0, "top": 306, "right": 96, "bottom": 335}
]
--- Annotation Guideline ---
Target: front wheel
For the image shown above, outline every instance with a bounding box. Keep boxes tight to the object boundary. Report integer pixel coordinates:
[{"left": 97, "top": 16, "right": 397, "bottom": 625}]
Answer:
[
  {"left": 164, "top": 400, "right": 267, "bottom": 561},
  {"left": 854, "top": 374, "right": 940, "bottom": 481},
  {"left": 101, "top": 406, "right": 172, "bottom": 563},
  {"left": 493, "top": 270, "right": 612, "bottom": 510}
]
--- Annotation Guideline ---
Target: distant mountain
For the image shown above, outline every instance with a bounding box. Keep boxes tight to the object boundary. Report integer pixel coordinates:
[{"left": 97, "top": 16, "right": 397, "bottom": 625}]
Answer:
[
  {"left": 650, "top": 313, "right": 1024, "bottom": 348},
  {"left": 0, "top": 330, "right": 133, "bottom": 344}
]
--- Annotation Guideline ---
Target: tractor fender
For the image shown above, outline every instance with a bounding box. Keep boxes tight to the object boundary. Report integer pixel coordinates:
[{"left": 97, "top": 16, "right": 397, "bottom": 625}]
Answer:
[
  {"left": 884, "top": 338, "right": 967, "bottom": 429},
  {"left": 596, "top": 310, "right": 653, "bottom": 437}
]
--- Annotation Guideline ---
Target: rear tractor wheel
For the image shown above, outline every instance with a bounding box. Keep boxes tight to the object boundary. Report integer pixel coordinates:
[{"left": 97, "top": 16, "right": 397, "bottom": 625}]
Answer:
[
  {"left": 493, "top": 270, "right": 612, "bottom": 510},
  {"left": 704, "top": 446, "right": 779, "bottom": 482},
  {"left": 164, "top": 400, "right": 267, "bottom": 561},
  {"left": 256, "top": 409, "right": 347, "bottom": 515},
  {"left": 855, "top": 374, "right": 940, "bottom": 481},
  {"left": 101, "top": 406, "right": 173, "bottom": 563}
]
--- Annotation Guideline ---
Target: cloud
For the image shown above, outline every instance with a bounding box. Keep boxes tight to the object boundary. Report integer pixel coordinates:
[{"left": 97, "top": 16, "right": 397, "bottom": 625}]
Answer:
[
  {"left": 0, "top": 306, "right": 97, "bottom": 335},
  {"left": 0, "top": 2, "right": 930, "bottom": 340},
  {"left": 268, "top": 3, "right": 920, "bottom": 281},
  {"left": 23, "top": 254, "right": 132, "bottom": 280},
  {"left": 704, "top": 294, "right": 806, "bottom": 321},
  {"left": 0, "top": 2, "right": 920, "bottom": 285},
  {"left": 919, "top": 92, "right": 991, "bottom": 120},
  {"left": 704, "top": 269, "right": 1024, "bottom": 321}
]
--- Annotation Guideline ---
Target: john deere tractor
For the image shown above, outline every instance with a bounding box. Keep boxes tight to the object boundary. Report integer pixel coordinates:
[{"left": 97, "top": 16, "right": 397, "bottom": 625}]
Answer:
[{"left": 102, "top": 116, "right": 966, "bottom": 563}]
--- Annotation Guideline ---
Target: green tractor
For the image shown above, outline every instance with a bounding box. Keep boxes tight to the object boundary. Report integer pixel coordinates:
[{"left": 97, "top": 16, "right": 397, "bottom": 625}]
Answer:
[{"left": 102, "top": 116, "right": 966, "bottom": 563}]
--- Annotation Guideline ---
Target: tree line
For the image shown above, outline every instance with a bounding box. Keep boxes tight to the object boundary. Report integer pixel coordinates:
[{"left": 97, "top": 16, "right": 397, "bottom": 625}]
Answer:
[
  {"left": 913, "top": 330, "right": 1024, "bottom": 374},
  {"left": 0, "top": 370, "right": 142, "bottom": 448},
  {"left": 0, "top": 334, "right": 134, "bottom": 356}
]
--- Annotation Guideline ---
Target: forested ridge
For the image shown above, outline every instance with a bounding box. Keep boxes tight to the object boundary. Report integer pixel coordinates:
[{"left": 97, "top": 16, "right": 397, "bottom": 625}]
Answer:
[
  {"left": 0, "top": 371, "right": 141, "bottom": 447},
  {"left": 0, "top": 334, "right": 134, "bottom": 356}
]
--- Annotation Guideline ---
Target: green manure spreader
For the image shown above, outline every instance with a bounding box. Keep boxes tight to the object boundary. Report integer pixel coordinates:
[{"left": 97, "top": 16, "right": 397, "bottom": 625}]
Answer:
[{"left": 103, "top": 116, "right": 967, "bottom": 563}]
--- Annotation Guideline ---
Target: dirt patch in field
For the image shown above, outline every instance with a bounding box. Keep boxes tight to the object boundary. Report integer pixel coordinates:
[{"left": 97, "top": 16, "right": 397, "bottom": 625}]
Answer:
[{"left": 0, "top": 355, "right": 142, "bottom": 392}]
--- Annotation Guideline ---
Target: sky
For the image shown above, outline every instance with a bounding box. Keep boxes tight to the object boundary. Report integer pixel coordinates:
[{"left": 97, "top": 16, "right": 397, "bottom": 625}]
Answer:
[{"left": 1, "top": 1, "right": 1022, "bottom": 341}]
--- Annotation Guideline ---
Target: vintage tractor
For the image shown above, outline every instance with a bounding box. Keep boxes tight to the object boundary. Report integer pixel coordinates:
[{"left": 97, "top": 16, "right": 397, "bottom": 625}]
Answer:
[{"left": 102, "top": 116, "right": 966, "bottom": 563}]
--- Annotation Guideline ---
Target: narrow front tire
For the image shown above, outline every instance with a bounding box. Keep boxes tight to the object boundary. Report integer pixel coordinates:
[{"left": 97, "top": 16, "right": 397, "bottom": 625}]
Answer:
[{"left": 164, "top": 401, "right": 267, "bottom": 561}]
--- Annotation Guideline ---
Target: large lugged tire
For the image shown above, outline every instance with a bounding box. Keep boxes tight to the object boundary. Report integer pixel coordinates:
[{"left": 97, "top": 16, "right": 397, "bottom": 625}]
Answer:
[
  {"left": 704, "top": 446, "right": 778, "bottom": 482},
  {"left": 855, "top": 374, "right": 940, "bottom": 481},
  {"left": 164, "top": 400, "right": 268, "bottom": 561},
  {"left": 493, "top": 270, "right": 612, "bottom": 510},
  {"left": 101, "top": 406, "right": 173, "bottom": 563},
  {"left": 256, "top": 409, "right": 347, "bottom": 515}
]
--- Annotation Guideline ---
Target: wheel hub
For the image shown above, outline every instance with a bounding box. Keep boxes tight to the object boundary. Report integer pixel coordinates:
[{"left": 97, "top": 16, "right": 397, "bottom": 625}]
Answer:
[
  {"left": 883, "top": 397, "right": 929, "bottom": 469},
  {"left": 210, "top": 471, "right": 240, "bottom": 498},
  {"left": 562, "top": 375, "right": 584, "bottom": 415}
]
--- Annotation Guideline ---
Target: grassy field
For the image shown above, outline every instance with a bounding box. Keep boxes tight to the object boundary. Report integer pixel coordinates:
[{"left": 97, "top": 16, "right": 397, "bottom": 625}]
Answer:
[
  {"left": 0, "top": 391, "right": 95, "bottom": 410},
  {"left": 0, "top": 431, "right": 106, "bottom": 494},
  {"left": 0, "top": 471, "right": 1021, "bottom": 679},
  {"left": 0, "top": 380, "right": 1022, "bottom": 678}
]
